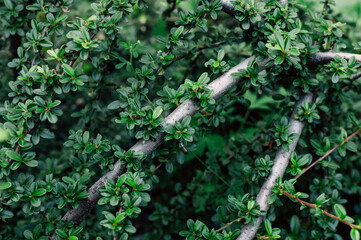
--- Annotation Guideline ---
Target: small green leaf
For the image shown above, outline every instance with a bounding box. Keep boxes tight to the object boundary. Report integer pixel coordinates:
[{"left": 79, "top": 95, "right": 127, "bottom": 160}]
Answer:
[
  {"left": 6, "top": 150, "right": 22, "bottom": 161},
  {"left": 107, "top": 100, "right": 122, "bottom": 110},
  {"left": 351, "top": 229, "right": 360, "bottom": 240},
  {"left": 334, "top": 204, "right": 347, "bottom": 219},
  {"left": 4, "top": 0, "right": 13, "bottom": 9},
  {"left": 55, "top": 229, "right": 68, "bottom": 238},
  {"left": 33, "top": 188, "right": 47, "bottom": 197},
  {"left": 0, "top": 182, "right": 12, "bottom": 190},
  {"left": 25, "top": 160, "right": 38, "bottom": 167},
  {"left": 265, "top": 219, "right": 272, "bottom": 235},
  {"left": 62, "top": 64, "right": 75, "bottom": 77},
  {"left": 152, "top": 106, "right": 163, "bottom": 119},
  {"left": 174, "top": 26, "right": 184, "bottom": 38}
]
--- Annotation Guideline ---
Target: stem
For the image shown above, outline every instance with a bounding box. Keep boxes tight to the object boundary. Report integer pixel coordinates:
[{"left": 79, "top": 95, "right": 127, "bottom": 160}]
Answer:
[
  {"left": 190, "top": 152, "right": 230, "bottom": 187},
  {"left": 151, "top": 162, "right": 164, "bottom": 175},
  {"left": 142, "top": 93, "right": 155, "bottom": 108},
  {"left": 322, "top": 0, "right": 329, "bottom": 15},
  {"left": 278, "top": 188, "right": 361, "bottom": 230},
  {"left": 295, "top": 128, "right": 361, "bottom": 180},
  {"left": 215, "top": 217, "right": 244, "bottom": 232}
]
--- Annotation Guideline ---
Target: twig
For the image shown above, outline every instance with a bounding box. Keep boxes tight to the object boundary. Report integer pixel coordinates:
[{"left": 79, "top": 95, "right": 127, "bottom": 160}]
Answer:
[
  {"left": 295, "top": 128, "right": 361, "bottom": 180},
  {"left": 322, "top": 0, "right": 329, "bottom": 15},
  {"left": 278, "top": 188, "right": 361, "bottom": 230},
  {"left": 215, "top": 217, "right": 244, "bottom": 232},
  {"left": 191, "top": 152, "right": 230, "bottom": 187},
  {"left": 151, "top": 162, "right": 164, "bottom": 175}
]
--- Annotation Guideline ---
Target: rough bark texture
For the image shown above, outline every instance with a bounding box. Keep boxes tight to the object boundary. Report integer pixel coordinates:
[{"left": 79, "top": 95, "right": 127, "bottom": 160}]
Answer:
[
  {"left": 311, "top": 52, "right": 361, "bottom": 65},
  {"left": 236, "top": 93, "right": 313, "bottom": 240},
  {"left": 219, "top": 0, "right": 236, "bottom": 17}
]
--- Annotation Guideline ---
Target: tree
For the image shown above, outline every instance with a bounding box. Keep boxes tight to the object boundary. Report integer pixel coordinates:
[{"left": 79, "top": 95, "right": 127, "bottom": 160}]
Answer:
[{"left": 1, "top": 0, "right": 361, "bottom": 239}]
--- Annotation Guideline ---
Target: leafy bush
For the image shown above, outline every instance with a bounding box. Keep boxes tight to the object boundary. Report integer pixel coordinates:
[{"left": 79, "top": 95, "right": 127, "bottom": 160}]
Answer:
[{"left": 1, "top": 0, "right": 361, "bottom": 240}]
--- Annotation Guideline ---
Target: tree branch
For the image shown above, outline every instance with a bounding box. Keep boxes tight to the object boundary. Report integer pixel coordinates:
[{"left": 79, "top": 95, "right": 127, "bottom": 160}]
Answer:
[
  {"left": 278, "top": 188, "right": 361, "bottom": 230},
  {"left": 219, "top": 0, "right": 236, "bottom": 17},
  {"left": 59, "top": 56, "right": 262, "bottom": 226},
  {"left": 295, "top": 128, "right": 361, "bottom": 180},
  {"left": 236, "top": 93, "right": 314, "bottom": 240},
  {"left": 310, "top": 52, "right": 361, "bottom": 65},
  {"left": 59, "top": 51, "right": 361, "bottom": 229}
]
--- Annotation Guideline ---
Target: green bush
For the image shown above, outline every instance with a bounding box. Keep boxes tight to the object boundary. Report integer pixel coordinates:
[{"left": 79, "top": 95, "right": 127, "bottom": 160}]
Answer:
[{"left": 1, "top": 0, "right": 361, "bottom": 239}]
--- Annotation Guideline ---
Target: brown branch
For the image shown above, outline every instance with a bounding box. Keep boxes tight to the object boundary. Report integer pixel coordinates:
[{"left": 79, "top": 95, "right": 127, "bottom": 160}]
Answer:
[
  {"left": 215, "top": 217, "right": 244, "bottom": 232},
  {"left": 295, "top": 128, "right": 361, "bottom": 180},
  {"left": 279, "top": 188, "right": 361, "bottom": 230}
]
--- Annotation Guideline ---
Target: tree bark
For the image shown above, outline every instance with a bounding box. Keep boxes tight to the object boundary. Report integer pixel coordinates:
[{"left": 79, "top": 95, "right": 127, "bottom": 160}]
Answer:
[{"left": 236, "top": 93, "right": 313, "bottom": 240}]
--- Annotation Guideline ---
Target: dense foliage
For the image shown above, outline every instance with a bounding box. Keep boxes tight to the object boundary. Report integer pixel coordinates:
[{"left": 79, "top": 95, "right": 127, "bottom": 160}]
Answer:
[{"left": 1, "top": 0, "right": 361, "bottom": 239}]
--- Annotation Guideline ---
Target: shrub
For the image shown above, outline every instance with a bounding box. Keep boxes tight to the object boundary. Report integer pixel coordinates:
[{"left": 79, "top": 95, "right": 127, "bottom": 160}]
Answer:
[{"left": 0, "top": 0, "right": 361, "bottom": 239}]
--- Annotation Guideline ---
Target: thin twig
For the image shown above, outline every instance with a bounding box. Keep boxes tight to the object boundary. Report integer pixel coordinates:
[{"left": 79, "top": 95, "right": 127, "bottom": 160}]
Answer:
[
  {"left": 278, "top": 188, "right": 361, "bottom": 230},
  {"left": 215, "top": 217, "right": 244, "bottom": 232},
  {"left": 191, "top": 152, "right": 230, "bottom": 187},
  {"left": 295, "top": 128, "right": 361, "bottom": 180}
]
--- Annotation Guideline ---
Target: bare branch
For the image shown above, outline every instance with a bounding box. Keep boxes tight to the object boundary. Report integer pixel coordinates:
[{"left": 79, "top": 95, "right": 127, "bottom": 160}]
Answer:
[
  {"left": 310, "top": 52, "right": 361, "bottom": 65},
  {"left": 236, "top": 93, "right": 314, "bottom": 240},
  {"left": 220, "top": 0, "right": 236, "bottom": 17}
]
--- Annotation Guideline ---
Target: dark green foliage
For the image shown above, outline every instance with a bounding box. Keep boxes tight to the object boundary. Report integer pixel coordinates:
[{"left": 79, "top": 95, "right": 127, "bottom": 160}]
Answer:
[{"left": 0, "top": 0, "right": 361, "bottom": 240}]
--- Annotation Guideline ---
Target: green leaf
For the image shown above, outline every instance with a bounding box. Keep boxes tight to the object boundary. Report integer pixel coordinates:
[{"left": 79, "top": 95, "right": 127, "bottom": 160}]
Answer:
[
  {"left": 290, "top": 215, "right": 300, "bottom": 234},
  {"left": 197, "top": 72, "right": 209, "bottom": 84},
  {"left": 152, "top": 106, "right": 163, "bottom": 119},
  {"left": 265, "top": 219, "right": 272, "bottom": 235},
  {"left": 351, "top": 229, "right": 360, "bottom": 240},
  {"left": 274, "top": 31, "right": 284, "bottom": 49},
  {"left": 56, "top": 229, "right": 68, "bottom": 238},
  {"left": 217, "top": 49, "right": 225, "bottom": 60},
  {"left": 4, "top": 0, "right": 13, "bottom": 9},
  {"left": 25, "top": 160, "right": 38, "bottom": 167},
  {"left": 34, "top": 96, "right": 46, "bottom": 106},
  {"left": 0, "top": 182, "right": 12, "bottom": 190},
  {"left": 62, "top": 64, "right": 75, "bottom": 77},
  {"left": 181, "top": 116, "right": 191, "bottom": 127},
  {"left": 182, "top": 133, "right": 193, "bottom": 142},
  {"left": 333, "top": 204, "right": 347, "bottom": 219},
  {"left": 6, "top": 150, "right": 22, "bottom": 161},
  {"left": 98, "top": 197, "right": 109, "bottom": 205},
  {"left": 174, "top": 26, "right": 184, "bottom": 38},
  {"left": 284, "top": 180, "right": 295, "bottom": 194},
  {"left": 107, "top": 100, "right": 122, "bottom": 110},
  {"left": 33, "top": 188, "right": 47, "bottom": 197},
  {"left": 23, "top": 230, "right": 33, "bottom": 239}
]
